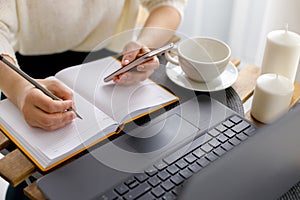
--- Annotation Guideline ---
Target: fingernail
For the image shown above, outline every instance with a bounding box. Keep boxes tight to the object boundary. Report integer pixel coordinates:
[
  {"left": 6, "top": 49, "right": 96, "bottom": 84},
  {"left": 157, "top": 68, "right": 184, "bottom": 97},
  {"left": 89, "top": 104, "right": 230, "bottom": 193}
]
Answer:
[
  {"left": 71, "top": 112, "right": 76, "bottom": 120},
  {"left": 124, "top": 59, "right": 130, "bottom": 64},
  {"left": 113, "top": 76, "right": 119, "bottom": 82},
  {"left": 137, "top": 65, "right": 144, "bottom": 71},
  {"left": 120, "top": 74, "right": 128, "bottom": 80}
]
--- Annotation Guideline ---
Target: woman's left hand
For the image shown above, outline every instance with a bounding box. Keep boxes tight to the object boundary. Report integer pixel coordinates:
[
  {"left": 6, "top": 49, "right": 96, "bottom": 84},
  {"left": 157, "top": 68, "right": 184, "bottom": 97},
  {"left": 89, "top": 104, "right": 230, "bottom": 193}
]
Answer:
[{"left": 113, "top": 41, "right": 159, "bottom": 85}]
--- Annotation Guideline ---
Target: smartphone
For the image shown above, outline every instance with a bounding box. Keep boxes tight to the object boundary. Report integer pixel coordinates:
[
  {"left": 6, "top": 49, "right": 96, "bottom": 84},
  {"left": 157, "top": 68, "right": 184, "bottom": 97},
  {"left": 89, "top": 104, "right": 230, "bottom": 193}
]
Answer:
[{"left": 103, "top": 43, "right": 174, "bottom": 82}]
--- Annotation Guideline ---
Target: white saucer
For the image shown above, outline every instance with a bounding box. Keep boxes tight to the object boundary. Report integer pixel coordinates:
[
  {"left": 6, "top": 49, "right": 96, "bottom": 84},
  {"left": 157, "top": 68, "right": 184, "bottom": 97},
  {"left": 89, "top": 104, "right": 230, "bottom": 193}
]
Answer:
[{"left": 166, "top": 61, "right": 238, "bottom": 92}]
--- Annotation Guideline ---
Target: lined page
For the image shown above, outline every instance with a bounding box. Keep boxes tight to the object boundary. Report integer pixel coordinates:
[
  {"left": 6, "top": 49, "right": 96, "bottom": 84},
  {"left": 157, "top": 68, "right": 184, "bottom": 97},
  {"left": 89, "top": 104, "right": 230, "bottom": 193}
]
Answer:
[
  {"left": 55, "top": 57, "right": 177, "bottom": 123},
  {"left": 0, "top": 88, "right": 118, "bottom": 167}
]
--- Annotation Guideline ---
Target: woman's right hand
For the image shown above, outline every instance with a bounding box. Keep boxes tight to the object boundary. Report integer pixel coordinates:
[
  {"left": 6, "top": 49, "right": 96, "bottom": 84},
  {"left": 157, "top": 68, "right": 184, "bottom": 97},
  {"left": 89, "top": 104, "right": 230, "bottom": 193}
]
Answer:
[{"left": 18, "top": 79, "right": 76, "bottom": 131}]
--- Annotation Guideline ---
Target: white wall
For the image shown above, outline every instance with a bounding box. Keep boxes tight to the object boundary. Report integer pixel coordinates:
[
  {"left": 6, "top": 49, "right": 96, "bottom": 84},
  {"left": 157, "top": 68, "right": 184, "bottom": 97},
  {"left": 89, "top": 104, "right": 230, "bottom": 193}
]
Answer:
[
  {"left": 178, "top": 0, "right": 300, "bottom": 82},
  {"left": 178, "top": 0, "right": 234, "bottom": 41}
]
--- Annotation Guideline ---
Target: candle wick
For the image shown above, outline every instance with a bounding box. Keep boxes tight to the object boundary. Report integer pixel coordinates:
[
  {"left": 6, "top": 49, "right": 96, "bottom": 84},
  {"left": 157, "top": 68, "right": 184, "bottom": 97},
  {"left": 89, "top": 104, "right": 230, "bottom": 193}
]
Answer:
[{"left": 285, "top": 23, "right": 289, "bottom": 33}]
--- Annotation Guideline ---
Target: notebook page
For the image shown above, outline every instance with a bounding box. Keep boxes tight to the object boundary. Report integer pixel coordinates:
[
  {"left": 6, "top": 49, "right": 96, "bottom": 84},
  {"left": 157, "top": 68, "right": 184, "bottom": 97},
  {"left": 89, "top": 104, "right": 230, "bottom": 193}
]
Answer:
[
  {"left": 0, "top": 88, "right": 118, "bottom": 165},
  {"left": 55, "top": 57, "right": 177, "bottom": 123}
]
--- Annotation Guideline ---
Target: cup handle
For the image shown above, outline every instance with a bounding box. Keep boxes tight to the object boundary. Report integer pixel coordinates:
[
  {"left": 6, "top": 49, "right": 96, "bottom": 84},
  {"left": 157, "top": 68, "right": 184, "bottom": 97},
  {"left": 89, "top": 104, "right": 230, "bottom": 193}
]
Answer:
[{"left": 165, "top": 48, "right": 180, "bottom": 65}]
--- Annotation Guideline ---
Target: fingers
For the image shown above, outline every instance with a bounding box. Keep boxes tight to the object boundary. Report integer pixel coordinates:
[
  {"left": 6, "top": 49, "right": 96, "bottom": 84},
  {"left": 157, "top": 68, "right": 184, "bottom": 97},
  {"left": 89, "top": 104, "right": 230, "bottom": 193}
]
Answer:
[
  {"left": 116, "top": 56, "right": 159, "bottom": 85},
  {"left": 32, "top": 90, "right": 74, "bottom": 114},
  {"left": 115, "top": 69, "right": 154, "bottom": 85},
  {"left": 37, "top": 79, "right": 73, "bottom": 100},
  {"left": 136, "top": 56, "right": 160, "bottom": 72},
  {"left": 24, "top": 107, "right": 76, "bottom": 131},
  {"left": 20, "top": 80, "right": 77, "bottom": 130},
  {"left": 116, "top": 41, "right": 160, "bottom": 85},
  {"left": 121, "top": 42, "right": 144, "bottom": 65}
]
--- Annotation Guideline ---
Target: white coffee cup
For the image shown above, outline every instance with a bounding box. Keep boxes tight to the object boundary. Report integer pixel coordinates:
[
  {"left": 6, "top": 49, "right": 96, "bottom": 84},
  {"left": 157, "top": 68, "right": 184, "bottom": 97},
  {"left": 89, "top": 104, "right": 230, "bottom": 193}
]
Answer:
[{"left": 165, "top": 37, "right": 231, "bottom": 82}]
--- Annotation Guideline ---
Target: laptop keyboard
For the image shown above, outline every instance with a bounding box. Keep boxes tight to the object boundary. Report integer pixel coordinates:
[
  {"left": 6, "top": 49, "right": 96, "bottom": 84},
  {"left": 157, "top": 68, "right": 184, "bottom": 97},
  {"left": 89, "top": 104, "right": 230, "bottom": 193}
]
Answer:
[{"left": 96, "top": 115, "right": 256, "bottom": 200}]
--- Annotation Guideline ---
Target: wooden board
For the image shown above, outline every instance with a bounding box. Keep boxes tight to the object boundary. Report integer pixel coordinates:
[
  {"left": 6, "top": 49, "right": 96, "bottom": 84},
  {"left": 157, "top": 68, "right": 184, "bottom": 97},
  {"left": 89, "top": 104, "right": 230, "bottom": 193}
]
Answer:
[
  {"left": 0, "top": 149, "right": 36, "bottom": 187},
  {"left": 24, "top": 182, "right": 47, "bottom": 200},
  {"left": 232, "top": 65, "right": 261, "bottom": 103},
  {"left": 0, "top": 130, "right": 10, "bottom": 150}
]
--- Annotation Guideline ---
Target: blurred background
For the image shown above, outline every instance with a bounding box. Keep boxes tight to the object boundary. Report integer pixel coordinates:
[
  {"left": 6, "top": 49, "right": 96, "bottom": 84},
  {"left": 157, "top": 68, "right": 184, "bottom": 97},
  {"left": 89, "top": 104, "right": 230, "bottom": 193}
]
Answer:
[{"left": 177, "top": 0, "right": 300, "bottom": 81}]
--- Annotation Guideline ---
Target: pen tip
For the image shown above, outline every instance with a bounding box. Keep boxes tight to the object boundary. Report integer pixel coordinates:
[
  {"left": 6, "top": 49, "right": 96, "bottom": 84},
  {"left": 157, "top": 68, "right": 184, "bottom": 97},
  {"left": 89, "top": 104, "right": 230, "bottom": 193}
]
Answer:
[
  {"left": 74, "top": 111, "right": 83, "bottom": 120},
  {"left": 68, "top": 107, "right": 83, "bottom": 119},
  {"left": 77, "top": 114, "right": 83, "bottom": 120}
]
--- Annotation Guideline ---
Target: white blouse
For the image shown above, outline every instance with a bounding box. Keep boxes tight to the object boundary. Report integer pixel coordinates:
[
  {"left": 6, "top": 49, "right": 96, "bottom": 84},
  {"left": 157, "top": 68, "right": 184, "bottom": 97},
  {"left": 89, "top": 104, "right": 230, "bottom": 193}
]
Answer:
[{"left": 0, "top": 0, "right": 185, "bottom": 62}]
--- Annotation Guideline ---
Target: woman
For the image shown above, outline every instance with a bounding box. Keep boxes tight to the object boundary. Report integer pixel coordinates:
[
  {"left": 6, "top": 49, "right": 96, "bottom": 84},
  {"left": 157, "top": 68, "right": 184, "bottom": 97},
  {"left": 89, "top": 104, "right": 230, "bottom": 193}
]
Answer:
[
  {"left": 0, "top": 0, "right": 185, "bottom": 131},
  {"left": 0, "top": 1, "right": 186, "bottom": 199}
]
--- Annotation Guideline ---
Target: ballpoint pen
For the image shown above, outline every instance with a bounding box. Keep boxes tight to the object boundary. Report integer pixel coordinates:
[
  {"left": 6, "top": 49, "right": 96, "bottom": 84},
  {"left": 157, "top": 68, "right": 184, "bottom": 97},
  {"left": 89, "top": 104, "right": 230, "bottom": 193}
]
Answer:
[{"left": 0, "top": 55, "right": 83, "bottom": 119}]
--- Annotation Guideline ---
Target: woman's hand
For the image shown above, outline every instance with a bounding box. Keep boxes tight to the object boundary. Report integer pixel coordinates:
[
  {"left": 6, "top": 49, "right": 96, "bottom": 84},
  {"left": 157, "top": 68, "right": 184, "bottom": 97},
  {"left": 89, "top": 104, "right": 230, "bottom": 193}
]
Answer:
[
  {"left": 113, "top": 41, "right": 159, "bottom": 85},
  {"left": 18, "top": 79, "right": 76, "bottom": 131}
]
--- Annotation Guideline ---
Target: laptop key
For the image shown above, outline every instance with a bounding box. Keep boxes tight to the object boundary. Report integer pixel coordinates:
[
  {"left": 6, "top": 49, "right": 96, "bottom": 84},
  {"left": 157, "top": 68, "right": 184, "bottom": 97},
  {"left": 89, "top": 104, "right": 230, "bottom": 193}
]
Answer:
[
  {"left": 161, "top": 180, "right": 175, "bottom": 191},
  {"left": 192, "top": 148, "right": 205, "bottom": 158},
  {"left": 188, "top": 133, "right": 212, "bottom": 151},
  {"left": 205, "top": 152, "right": 218, "bottom": 161},
  {"left": 179, "top": 168, "right": 193, "bottom": 179},
  {"left": 154, "top": 160, "right": 168, "bottom": 171},
  {"left": 229, "top": 137, "right": 241, "bottom": 146},
  {"left": 209, "top": 138, "right": 221, "bottom": 148},
  {"left": 188, "top": 162, "right": 202, "bottom": 173},
  {"left": 151, "top": 186, "right": 165, "bottom": 198},
  {"left": 213, "top": 147, "right": 226, "bottom": 156},
  {"left": 163, "top": 133, "right": 212, "bottom": 165},
  {"left": 124, "top": 177, "right": 136, "bottom": 186},
  {"left": 221, "top": 142, "right": 234, "bottom": 151},
  {"left": 162, "top": 192, "right": 177, "bottom": 200},
  {"left": 166, "top": 165, "right": 180, "bottom": 175},
  {"left": 114, "top": 183, "right": 129, "bottom": 196},
  {"left": 236, "top": 132, "right": 248, "bottom": 141},
  {"left": 229, "top": 115, "right": 242, "bottom": 124},
  {"left": 215, "top": 124, "right": 227, "bottom": 132},
  {"left": 123, "top": 182, "right": 151, "bottom": 200},
  {"left": 217, "top": 134, "right": 228, "bottom": 143},
  {"left": 145, "top": 166, "right": 158, "bottom": 177},
  {"left": 208, "top": 128, "right": 220, "bottom": 137},
  {"left": 128, "top": 181, "right": 139, "bottom": 189},
  {"left": 232, "top": 121, "right": 250, "bottom": 133},
  {"left": 170, "top": 174, "right": 184, "bottom": 185},
  {"left": 222, "top": 120, "right": 235, "bottom": 128},
  {"left": 148, "top": 176, "right": 161, "bottom": 187},
  {"left": 243, "top": 126, "right": 256, "bottom": 136},
  {"left": 175, "top": 159, "right": 188, "bottom": 169},
  {"left": 157, "top": 170, "right": 171, "bottom": 181},
  {"left": 135, "top": 173, "right": 149, "bottom": 183},
  {"left": 184, "top": 153, "right": 197, "bottom": 164},
  {"left": 99, "top": 189, "right": 118, "bottom": 200},
  {"left": 201, "top": 143, "right": 213, "bottom": 153},
  {"left": 163, "top": 150, "right": 185, "bottom": 166},
  {"left": 197, "top": 157, "right": 210, "bottom": 167},
  {"left": 224, "top": 129, "right": 236, "bottom": 138}
]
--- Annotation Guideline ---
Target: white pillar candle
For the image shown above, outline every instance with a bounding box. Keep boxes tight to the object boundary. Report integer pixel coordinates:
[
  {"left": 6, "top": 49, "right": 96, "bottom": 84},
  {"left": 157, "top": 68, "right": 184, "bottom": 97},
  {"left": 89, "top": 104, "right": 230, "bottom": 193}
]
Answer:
[
  {"left": 251, "top": 73, "right": 294, "bottom": 124},
  {"left": 261, "top": 25, "right": 300, "bottom": 82}
]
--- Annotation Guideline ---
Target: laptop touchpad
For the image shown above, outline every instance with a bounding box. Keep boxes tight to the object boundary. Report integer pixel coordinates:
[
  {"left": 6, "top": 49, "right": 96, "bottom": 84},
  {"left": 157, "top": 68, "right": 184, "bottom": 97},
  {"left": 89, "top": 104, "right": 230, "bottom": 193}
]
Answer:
[
  {"left": 89, "top": 114, "right": 199, "bottom": 174},
  {"left": 122, "top": 113, "right": 199, "bottom": 153}
]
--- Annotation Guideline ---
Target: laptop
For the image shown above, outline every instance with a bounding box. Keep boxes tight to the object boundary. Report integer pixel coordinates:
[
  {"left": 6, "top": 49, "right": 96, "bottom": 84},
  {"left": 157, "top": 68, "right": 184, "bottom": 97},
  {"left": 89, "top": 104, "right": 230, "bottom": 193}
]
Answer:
[
  {"left": 178, "top": 102, "right": 300, "bottom": 200},
  {"left": 37, "top": 93, "right": 261, "bottom": 200}
]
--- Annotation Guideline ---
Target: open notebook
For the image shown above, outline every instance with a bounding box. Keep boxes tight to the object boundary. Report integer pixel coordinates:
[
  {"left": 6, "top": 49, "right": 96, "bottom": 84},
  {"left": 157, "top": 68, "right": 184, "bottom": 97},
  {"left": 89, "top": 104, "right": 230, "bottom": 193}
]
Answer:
[{"left": 0, "top": 57, "right": 178, "bottom": 171}]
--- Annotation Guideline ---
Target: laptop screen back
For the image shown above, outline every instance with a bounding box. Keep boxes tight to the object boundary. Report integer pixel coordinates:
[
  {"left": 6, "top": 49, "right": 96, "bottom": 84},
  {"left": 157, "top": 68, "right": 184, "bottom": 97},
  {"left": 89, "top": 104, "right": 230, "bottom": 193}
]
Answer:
[{"left": 178, "top": 103, "right": 300, "bottom": 200}]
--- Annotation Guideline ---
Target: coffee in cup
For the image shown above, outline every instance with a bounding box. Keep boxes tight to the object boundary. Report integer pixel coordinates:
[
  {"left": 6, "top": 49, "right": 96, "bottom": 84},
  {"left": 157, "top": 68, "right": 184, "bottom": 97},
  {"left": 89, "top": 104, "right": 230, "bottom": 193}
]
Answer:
[{"left": 165, "top": 37, "right": 231, "bottom": 82}]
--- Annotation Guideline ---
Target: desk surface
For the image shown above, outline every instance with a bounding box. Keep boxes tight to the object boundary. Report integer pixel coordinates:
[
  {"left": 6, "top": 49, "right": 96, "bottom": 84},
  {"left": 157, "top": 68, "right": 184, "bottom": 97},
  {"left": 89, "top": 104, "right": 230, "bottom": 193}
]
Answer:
[{"left": 0, "top": 58, "right": 299, "bottom": 200}]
